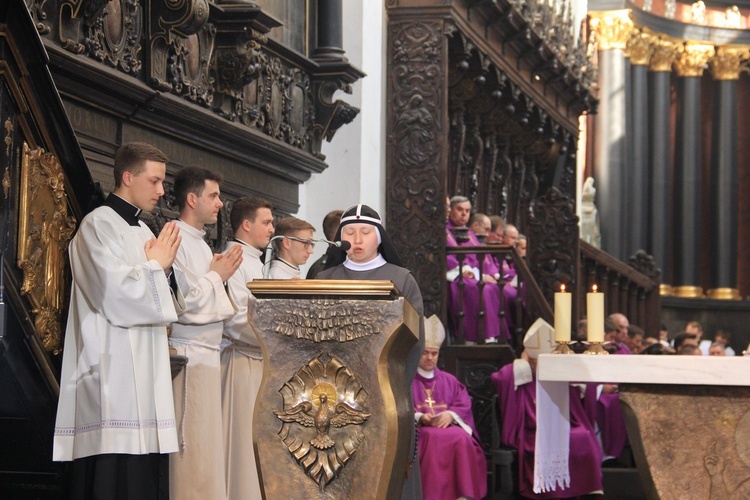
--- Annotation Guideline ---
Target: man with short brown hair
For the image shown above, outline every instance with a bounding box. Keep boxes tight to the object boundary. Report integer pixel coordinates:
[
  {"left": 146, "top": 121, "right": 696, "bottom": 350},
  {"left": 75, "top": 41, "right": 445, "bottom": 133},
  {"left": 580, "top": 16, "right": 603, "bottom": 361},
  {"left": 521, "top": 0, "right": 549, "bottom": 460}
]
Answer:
[
  {"left": 221, "top": 196, "right": 274, "bottom": 500},
  {"left": 268, "top": 216, "right": 316, "bottom": 279},
  {"left": 169, "top": 167, "right": 242, "bottom": 500},
  {"left": 54, "top": 142, "right": 182, "bottom": 499}
]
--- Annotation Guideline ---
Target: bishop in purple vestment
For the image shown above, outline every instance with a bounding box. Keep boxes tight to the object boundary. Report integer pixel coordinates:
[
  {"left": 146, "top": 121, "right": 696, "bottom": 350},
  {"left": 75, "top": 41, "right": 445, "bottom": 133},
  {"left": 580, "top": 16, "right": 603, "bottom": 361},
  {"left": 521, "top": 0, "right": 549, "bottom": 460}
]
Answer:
[
  {"left": 492, "top": 322, "right": 603, "bottom": 499},
  {"left": 412, "top": 315, "right": 487, "bottom": 500}
]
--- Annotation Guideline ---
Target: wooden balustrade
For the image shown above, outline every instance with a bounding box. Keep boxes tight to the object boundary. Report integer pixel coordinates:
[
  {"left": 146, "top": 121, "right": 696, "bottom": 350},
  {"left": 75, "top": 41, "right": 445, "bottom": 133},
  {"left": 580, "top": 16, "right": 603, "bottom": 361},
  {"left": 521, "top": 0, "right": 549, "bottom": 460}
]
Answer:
[
  {"left": 445, "top": 245, "right": 553, "bottom": 347},
  {"left": 445, "top": 241, "right": 661, "bottom": 346},
  {"left": 579, "top": 241, "right": 661, "bottom": 337}
]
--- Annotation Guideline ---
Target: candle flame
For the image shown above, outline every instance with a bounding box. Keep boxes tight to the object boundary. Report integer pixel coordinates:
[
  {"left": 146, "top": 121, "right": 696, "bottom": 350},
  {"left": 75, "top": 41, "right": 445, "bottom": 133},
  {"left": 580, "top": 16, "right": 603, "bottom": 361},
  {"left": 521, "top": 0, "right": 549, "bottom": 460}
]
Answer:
[
  {"left": 592, "top": 284, "right": 598, "bottom": 293},
  {"left": 561, "top": 284, "right": 566, "bottom": 293}
]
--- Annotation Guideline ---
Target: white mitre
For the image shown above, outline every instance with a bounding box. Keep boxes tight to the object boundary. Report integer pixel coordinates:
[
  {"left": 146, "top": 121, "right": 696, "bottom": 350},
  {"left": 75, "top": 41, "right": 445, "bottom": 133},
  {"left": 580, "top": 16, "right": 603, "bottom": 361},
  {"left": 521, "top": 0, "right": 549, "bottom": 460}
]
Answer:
[
  {"left": 523, "top": 318, "right": 556, "bottom": 360},
  {"left": 514, "top": 318, "right": 556, "bottom": 389},
  {"left": 424, "top": 314, "right": 446, "bottom": 349}
]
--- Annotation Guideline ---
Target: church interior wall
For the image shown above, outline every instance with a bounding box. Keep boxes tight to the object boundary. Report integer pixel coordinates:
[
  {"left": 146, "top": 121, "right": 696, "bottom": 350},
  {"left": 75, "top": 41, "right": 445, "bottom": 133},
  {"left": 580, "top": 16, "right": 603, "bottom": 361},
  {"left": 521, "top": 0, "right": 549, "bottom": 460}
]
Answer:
[{"left": 298, "top": 0, "right": 387, "bottom": 276}]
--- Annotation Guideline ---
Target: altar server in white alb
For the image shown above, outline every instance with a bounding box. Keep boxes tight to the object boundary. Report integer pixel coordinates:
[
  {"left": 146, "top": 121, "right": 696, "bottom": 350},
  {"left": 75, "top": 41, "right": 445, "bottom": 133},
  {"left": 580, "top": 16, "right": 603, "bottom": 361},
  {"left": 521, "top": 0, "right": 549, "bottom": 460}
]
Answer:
[
  {"left": 169, "top": 167, "right": 242, "bottom": 500},
  {"left": 221, "top": 196, "right": 274, "bottom": 499},
  {"left": 54, "top": 142, "right": 183, "bottom": 499},
  {"left": 267, "top": 216, "right": 316, "bottom": 279}
]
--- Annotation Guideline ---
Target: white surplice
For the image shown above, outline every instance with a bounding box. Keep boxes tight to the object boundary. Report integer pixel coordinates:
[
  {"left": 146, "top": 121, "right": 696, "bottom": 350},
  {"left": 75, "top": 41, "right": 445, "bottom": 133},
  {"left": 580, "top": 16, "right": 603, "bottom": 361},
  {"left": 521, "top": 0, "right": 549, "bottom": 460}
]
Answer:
[
  {"left": 169, "top": 220, "right": 236, "bottom": 500},
  {"left": 267, "top": 258, "right": 301, "bottom": 279},
  {"left": 53, "top": 206, "right": 179, "bottom": 461},
  {"left": 221, "top": 239, "right": 264, "bottom": 500}
]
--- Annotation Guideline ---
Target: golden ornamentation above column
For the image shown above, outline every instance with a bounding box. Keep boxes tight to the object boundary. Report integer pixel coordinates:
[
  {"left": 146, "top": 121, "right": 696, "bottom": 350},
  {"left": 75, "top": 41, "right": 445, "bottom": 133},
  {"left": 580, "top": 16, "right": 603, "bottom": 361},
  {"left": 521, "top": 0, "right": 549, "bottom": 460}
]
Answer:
[
  {"left": 627, "top": 29, "right": 655, "bottom": 66},
  {"left": 649, "top": 38, "right": 682, "bottom": 72},
  {"left": 589, "top": 10, "right": 634, "bottom": 51},
  {"left": 710, "top": 46, "right": 750, "bottom": 81},
  {"left": 674, "top": 43, "right": 715, "bottom": 78}
]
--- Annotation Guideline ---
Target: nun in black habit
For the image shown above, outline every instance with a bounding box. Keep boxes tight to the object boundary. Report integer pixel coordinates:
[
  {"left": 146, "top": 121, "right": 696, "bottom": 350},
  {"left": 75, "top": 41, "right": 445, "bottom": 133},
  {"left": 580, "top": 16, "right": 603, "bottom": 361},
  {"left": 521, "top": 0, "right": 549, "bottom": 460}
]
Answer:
[{"left": 318, "top": 204, "right": 425, "bottom": 500}]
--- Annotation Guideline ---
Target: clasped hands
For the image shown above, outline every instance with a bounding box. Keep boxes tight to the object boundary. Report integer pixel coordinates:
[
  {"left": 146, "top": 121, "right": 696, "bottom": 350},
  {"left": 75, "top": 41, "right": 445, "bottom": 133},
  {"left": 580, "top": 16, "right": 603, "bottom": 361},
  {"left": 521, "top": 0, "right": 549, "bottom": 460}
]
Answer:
[{"left": 418, "top": 412, "right": 454, "bottom": 429}]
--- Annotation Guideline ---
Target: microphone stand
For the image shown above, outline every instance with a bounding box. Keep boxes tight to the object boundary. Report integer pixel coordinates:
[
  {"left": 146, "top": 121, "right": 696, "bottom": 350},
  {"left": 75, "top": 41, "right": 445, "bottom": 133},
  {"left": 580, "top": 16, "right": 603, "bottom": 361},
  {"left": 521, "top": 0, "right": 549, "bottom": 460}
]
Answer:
[{"left": 262, "top": 236, "right": 349, "bottom": 279}]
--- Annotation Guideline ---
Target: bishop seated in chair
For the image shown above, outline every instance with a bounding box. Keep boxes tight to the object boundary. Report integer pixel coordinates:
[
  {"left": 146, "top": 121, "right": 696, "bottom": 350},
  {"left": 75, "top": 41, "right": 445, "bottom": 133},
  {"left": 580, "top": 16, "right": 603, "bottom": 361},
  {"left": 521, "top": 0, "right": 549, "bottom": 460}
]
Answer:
[{"left": 412, "top": 315, "right": 487, "bottom": 500}]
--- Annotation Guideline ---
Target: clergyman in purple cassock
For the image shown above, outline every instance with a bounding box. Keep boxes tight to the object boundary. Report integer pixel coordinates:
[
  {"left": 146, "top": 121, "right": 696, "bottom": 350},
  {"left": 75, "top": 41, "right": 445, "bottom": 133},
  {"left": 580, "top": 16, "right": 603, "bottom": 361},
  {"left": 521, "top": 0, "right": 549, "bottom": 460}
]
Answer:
[
  {"left": 446, "top": 196, "right": 512, "bottom": 342},
  {"left": 584, "top": 385, "right": 629, "bottom": 460},
  {"left": 412, "top": 315, "right": 487, "bottom": 500},
  {"left": 491, "top": 321, "right": 603, "bottom": 498}
]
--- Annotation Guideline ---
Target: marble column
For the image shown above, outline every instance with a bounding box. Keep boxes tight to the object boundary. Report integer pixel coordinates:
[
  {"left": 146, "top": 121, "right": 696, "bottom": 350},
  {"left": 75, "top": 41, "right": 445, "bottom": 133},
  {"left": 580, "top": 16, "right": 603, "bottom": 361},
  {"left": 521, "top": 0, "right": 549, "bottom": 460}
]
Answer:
[
  {"left": 707, "top": 47, "right": 748, "bottom": 297},
  {"left": 672, "top": 43, "right": 714, "bottom": 293},
  {"left": 647, "top": 39, "right": 680, "bottom": 286},
  {"left": 625, "top": 30, "right": 653, "bottom": 257},
  {"left": 590, "top": 11, "right": 633, "bottom": 261}
]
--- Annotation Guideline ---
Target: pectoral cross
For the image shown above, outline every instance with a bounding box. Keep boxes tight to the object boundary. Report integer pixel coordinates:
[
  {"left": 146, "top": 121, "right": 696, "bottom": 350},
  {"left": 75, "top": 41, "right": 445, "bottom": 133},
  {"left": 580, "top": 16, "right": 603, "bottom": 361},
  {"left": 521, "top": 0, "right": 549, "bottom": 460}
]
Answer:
[{"left": 416, "top": 389, "right": 447, "bottom": 416}]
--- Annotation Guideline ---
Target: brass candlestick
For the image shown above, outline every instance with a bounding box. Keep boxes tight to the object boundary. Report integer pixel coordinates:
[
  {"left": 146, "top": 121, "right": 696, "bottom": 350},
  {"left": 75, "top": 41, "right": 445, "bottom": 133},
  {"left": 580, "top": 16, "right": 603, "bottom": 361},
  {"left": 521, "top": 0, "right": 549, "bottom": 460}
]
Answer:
[
  {"left": 584, "top": 341, "right": 609, "bottom": 355},
  {"left": 552, "top": 341, "right": 574, "bottom": 354}
]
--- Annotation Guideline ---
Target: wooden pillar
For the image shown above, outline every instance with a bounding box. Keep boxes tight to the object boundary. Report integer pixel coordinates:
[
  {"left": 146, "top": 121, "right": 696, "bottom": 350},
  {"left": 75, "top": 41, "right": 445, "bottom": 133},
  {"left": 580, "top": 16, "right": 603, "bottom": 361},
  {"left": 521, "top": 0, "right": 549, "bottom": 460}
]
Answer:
[{"left": 385, "top": 3, "right": 452, "bottom": 318}]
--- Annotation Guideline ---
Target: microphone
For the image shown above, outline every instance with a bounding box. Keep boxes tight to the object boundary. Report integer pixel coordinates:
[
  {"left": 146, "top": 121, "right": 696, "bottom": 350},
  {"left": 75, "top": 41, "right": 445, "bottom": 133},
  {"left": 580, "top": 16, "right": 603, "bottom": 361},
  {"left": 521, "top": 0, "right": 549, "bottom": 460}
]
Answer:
[{"left": 262, "top": 236, "right": 351, "bottom": 278}]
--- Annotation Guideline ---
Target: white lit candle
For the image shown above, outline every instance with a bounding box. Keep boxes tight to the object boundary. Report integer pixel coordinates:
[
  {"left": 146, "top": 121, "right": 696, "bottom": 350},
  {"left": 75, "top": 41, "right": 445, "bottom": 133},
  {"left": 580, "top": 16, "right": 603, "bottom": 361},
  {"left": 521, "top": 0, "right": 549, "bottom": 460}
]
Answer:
[
  {"left": 554, "top": 284, "right": 571, "bottom": 342},
  {"left": 587, "top": 284, "right": 604, "bottom": 343}
]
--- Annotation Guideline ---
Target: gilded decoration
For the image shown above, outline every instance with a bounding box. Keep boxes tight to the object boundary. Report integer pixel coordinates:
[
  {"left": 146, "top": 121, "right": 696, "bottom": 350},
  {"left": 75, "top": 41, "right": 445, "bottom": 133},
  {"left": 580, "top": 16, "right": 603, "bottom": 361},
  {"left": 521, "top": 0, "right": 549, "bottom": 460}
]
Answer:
[
  {"left": 274, "top": 353, "right": 370, "bottom": 491},
  {"left": 627, "top": 29, "right": 655, "bottom": 66},
  {"left": 17, "top": 143, "right": 77, "bottom": 354},
  {"left": 710, "top": 46, "right": 750, "bottom": 81},
  {"left": 674, "top": 43, "right": 715, "bottom": 78},
  {"left": 649, "top": 38, "right": 681, "bottom": 72},
  {"left": 4, "top": 117, "right": 12, "bottom": 156},
  {"left": 262, "top": 298, "right": 385, "bottom": 343},
  {"left": 589, "top": 10, "right": 634, "bottom": 52}
]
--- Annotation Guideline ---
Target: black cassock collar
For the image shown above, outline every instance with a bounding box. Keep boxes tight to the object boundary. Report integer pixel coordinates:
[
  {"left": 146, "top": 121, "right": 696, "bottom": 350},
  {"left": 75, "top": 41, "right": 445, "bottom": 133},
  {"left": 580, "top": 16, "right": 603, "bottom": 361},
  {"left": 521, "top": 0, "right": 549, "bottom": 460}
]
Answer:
[{"left": 104, "top": 193, "right": 142, "bottom": 227}]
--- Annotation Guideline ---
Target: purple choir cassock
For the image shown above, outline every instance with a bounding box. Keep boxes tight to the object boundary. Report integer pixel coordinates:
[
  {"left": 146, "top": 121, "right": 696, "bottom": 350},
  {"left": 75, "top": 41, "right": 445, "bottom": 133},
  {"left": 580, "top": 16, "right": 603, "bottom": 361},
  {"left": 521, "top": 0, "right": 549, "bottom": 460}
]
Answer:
[
  {"left": 492, "top": 362, "right": 603, "bottom": 499},
  {"left": 584, "top": 385, "right": 628, "bottom": 460},
  {"left": 413, "top": 368, "right": 487, "bottom": 500},
  {"left": 446, "top": 221, "right": 512, "bottom": 342},
  {"left": 613, "top": 342, "right": 632, "bottom": 355}
]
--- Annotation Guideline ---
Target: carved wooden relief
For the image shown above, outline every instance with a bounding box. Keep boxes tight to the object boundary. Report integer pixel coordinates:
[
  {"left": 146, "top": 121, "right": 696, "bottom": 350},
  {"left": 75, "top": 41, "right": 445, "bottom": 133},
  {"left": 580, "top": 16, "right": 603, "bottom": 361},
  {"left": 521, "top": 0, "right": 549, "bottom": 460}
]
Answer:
[
  {"left": 386, "top": 20, "right": 448, "bottom": 318},
  {"left": 34, "top": 0, "right": 359, "bottom": 161},
  {"left": 17, "top": 143, "right": 77, "bottom": 355},
  {"left": 527, "top": 187, "right": 579, "bottom": 306}
]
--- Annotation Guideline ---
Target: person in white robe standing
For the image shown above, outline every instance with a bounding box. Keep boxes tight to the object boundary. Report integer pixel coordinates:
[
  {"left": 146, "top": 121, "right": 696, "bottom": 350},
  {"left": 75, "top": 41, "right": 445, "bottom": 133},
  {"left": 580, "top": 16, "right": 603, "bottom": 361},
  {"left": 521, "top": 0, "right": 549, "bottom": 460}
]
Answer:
[
  {"left": 169, "top": 167, "right": 242, "bottom": 500},
  {"left": 221, "top": 196, "right": 274, "bottom": 499},
  {"left": 267, "top": 216, "right": 316, "bottom": 279},
  {"left": 54, "top": 142, "right": 182, "bottom": 499}
]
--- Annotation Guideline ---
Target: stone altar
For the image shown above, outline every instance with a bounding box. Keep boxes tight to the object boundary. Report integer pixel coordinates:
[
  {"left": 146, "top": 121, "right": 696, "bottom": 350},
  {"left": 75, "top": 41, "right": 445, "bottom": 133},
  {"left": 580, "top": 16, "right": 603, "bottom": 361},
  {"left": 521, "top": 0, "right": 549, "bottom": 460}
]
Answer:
[{"left": 538, "top": 355, "right": 750, "bottom": 499}]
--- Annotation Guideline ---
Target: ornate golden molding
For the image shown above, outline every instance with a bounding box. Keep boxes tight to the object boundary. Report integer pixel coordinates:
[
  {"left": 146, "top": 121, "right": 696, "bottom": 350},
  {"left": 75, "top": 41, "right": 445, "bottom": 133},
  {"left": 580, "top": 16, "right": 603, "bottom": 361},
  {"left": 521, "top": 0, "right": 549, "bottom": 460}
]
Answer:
[
  {"left": 17, "top": 143, "right": 77, "bottom": 355},
  {"left": 674, "top": 43, "right": 715, "bottom": 78},
  {"left": 649, "top": 37, "right": 682, "bottom": 72},
  {"left": 627, "top": 29, "right": 655, "bottom": 66},
  {"left": 710, "top": 46, "right": 750, "bottom": 81},
  {"left": 589, "top": 10, "right": 634, "bottom": 52}
]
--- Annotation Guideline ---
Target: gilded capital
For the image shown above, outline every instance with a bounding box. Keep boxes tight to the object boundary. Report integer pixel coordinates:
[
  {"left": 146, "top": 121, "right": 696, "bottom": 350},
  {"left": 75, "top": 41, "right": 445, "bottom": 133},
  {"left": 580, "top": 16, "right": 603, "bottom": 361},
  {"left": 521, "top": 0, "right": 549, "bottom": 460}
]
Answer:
[
  {"left": 627, "top": 30, "right": 654, "bottom": 66},
  {"left": 589, "top": 10, "right": 634, "bottom": 51},
  {"left": 710, "top": 46, "right": 750, "bottom": 81},
  {"left": 674, "top": 43, "right": 715, "bottom": 77},
  {"left": 649, "top": 38, "right": 681, "bottom": 72}
]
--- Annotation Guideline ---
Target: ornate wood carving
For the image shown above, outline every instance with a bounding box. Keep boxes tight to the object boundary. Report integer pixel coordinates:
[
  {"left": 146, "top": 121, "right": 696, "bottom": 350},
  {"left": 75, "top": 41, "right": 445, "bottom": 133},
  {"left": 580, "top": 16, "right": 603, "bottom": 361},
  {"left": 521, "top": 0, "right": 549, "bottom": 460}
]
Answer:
[
  {"left": 34, "top": 0, "right": 361, "bottom": 164},
  {"left": 527, "top": 187, "right": 579, "bottom": 305},
  {"left": 386, "top": 19, "right": 448, "bottom": 318},
  {"left": 629, "top": 250, "right": 662, "bottom": 283},
  {"left": 147, "top": 0, "right": 213, "bottom": 104},
  {"left": 17, "top": 143, "right": 77, "bottom": 355}
]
